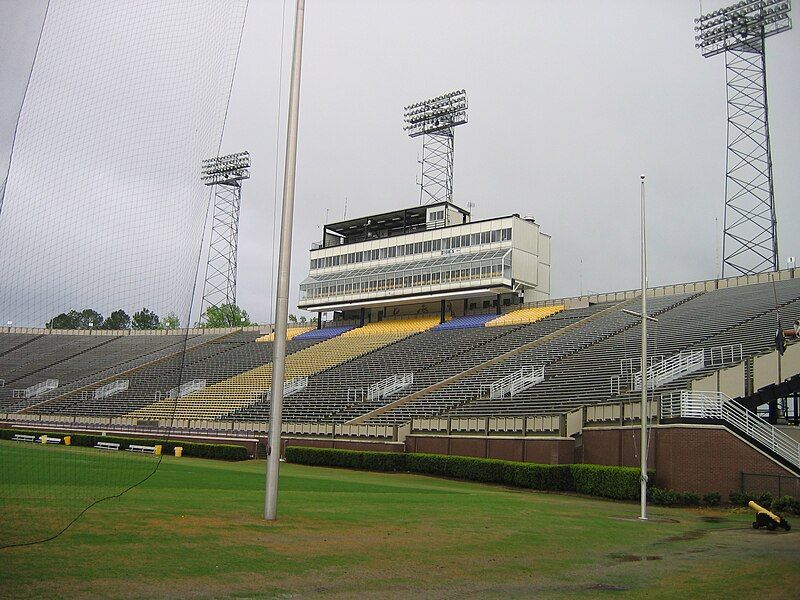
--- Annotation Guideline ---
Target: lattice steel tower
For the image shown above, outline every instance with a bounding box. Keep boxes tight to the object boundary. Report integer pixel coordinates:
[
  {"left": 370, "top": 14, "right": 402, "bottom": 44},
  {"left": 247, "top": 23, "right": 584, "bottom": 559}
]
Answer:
[
  {"left": 695, "top": 1, "right": 792, "bottom": 276},
  {"left": 403, "top": 90, "right": 468, "bottom": 205},
  {"left": 199, "top": 151, "right": 250, "bottom": 323}
]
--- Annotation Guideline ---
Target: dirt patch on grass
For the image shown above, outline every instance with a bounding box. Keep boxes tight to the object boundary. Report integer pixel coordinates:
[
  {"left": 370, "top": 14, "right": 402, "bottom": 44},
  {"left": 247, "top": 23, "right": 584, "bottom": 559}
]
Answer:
[{"left": 609, "top": 553, "right": 662, "bottom": 562}]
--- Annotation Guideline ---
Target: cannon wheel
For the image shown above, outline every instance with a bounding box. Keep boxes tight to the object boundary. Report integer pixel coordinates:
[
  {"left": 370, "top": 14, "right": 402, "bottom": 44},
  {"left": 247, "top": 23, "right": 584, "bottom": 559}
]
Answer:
[
  {"left": 752, "top": 521, "right": 759, "bottom": 529},
  {"left": 767, "top": 521, "right": 777, "bottom": 531}
]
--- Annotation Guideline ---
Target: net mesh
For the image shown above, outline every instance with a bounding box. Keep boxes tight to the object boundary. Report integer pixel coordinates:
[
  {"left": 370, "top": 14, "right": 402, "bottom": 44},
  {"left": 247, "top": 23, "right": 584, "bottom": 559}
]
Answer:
[{"left": 0, "top": 0, "right": 248, "bottom": 547}]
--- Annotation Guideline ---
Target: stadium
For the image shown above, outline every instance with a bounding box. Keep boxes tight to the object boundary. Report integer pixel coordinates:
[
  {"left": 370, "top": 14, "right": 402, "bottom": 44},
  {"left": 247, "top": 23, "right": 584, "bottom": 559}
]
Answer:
[{"left": 1, "top": 1, "right": 799, "bottom": 598}]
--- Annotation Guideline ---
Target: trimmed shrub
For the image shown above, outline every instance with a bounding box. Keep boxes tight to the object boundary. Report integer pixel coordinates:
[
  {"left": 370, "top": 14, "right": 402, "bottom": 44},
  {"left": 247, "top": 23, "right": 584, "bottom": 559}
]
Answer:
[
  {"left": 702, "top": 492, "right": 721, "bottom": 507},
  {"left": 650, "top": 487, "right": 702, "bottom": 506},
  {"left": 570, "top": 464, "right": 642, "bottom": 500},
  {"left": 772, "top": 495, "right": 800, "bottom": 516},
  {"left": 285, "top": 446, "right": 645, "bottom": 501},
  {"left": 1, "top": 428, "right": 248, "bottom": 461}
]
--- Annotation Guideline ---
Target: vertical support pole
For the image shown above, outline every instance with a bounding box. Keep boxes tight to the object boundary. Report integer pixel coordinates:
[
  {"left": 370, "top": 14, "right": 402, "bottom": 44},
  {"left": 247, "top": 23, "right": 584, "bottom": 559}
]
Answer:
[
  {"left": 265, "top": 0, "right": 305, "bottom": 522},
  {"left": 496, "top": 294, "right": 501, "bottom": 315},
  {"left": 316, "top": 312, "right": 322, "bottom": 329},
  {"left": 439, "top": 299, "right": 445, "bottom": 324},
  {"left": 359, "top": 307, "right": 365, "bottom": 327},
  {"left": 639, "top": 175, "right": 648, "bottom": 522}
]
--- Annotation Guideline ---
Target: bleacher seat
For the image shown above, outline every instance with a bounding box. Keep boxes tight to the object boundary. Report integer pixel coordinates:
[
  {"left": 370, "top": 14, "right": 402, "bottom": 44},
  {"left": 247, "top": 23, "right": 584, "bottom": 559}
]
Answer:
[{"left": 485, "top": 305, "right": 565, "bottom": 327}]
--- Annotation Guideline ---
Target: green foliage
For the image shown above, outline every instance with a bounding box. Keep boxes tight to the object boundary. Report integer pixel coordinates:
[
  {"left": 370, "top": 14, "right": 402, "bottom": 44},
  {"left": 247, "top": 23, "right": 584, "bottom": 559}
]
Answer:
[
  {"left": 773, "top": 495, "right": 800, "bottom": 515},
  {"left": 132, "top": 307, "right": 160, "bottom": 329},
  {"left": 202, "top": 304, "right": 251, "bottom": 328},
  {"left": 288, "top": 313, "right": 298, "bottom": 323},
  {"left": 571, "top": 464, "right": 645, "bottom": 500},
  {"left": 284, "top": 446, "right": 644, "bottom": 500},
  {"left": 46, "top": 308, "right": 104, "bottom": 329},
  {"left": 650, "top": 487, "right": 702, "bottom": 506},
  {"left": 162, "top": 312, "right": 181, "bottom": 329},
  {"left": 101, "top": 309, "right": 131, "bottom": 330},
  {"left": 0, "top": 428, "right": 248, "bottom": 460},
  {"left": 729, "top": 490, "right": 774, "bottom": 508},
  {"left": 703, "top": 491, "right": 722, "bottom": 506}
]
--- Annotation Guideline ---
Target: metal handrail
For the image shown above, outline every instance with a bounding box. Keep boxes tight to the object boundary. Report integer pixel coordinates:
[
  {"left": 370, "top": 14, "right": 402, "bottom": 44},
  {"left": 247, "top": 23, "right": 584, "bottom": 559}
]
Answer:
[
  {"left": 662, "top": 390, "right": 800, "bottom": 469},
  {"left": 486, "top": 365, "right": 544, "bottom": 399},
  {"left": 367, "top": 373, "right": 413, "bottom": 402}
]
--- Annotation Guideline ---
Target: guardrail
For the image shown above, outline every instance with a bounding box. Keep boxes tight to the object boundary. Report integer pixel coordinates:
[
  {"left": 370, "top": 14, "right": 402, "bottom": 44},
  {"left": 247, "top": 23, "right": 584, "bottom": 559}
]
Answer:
[
  {"left": 367, "top": 373, "right": 414, "bottom": 402},
  {"left": 93, "top": 379, "right": 129, "bottom": 400},
  {"left": 410, "top": 414, "right": 562, "bottom": 436},
  {"left": 23, "top": 379, "right": 59, "bottom": 399},
  {"left": 167, "top": 379, "right": 206, "bottom": 399},
  {"left": 486, "top": 366, "right": 544, "bottom": 399},
  {"left": 661, "top": 390, "right": 800, "bottom": 470},
  {"left": 632, "top": 350, "right": 704, "bottom": 391}
]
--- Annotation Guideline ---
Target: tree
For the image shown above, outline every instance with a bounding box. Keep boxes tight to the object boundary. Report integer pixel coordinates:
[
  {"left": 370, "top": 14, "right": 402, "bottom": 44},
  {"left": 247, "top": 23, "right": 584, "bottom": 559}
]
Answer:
[
  {"left": 288, "top": 313, "right": 298, "bottom": 323},
  {"left": 299, "top": 315, "right": 307, "bottom": 325},
  {"left": 202, "top": 304, "right": 252, "bottom": 328},
  {"left": 46, "top": 308, "right": 103, "bottom": 329},
  {"left": 132, "top": 308, "right": 160, "bottom": 330},
  {"left": 162, "top": 312, "right": 180, "bottom": 329},
  {"left": 102, "top": 309, "right": 131, "bottom": 330}
]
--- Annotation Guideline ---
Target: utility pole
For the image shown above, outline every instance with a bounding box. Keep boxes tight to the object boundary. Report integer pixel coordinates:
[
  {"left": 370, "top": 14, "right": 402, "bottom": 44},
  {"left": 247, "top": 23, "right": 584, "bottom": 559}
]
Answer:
[{"left": 639, "top": 174, "right": 648, "bottom": 521}]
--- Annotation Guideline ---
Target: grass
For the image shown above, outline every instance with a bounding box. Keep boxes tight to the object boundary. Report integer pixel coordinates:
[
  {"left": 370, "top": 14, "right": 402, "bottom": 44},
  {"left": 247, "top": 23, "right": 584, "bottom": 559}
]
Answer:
[{"left": 0, "top": 439, "right": 797, "bottom": 599}]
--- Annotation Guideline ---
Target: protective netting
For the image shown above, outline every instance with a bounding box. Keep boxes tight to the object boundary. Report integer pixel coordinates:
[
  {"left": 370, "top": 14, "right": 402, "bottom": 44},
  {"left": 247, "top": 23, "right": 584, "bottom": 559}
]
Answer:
[{"left": 0, "top": 0, "right": 248, "bottom": 547}]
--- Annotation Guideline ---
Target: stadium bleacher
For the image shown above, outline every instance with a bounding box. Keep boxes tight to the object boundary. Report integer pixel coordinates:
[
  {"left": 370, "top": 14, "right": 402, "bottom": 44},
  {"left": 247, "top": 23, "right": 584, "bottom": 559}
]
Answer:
[{"left": 2, "top": 276, "right": 798, "bottom": 426}]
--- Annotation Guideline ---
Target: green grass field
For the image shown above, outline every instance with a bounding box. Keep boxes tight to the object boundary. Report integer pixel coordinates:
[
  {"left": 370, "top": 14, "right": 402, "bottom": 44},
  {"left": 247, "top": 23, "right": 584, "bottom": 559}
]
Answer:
[{"left": 0, "top": 439, "right": 797, "bottom": 599}]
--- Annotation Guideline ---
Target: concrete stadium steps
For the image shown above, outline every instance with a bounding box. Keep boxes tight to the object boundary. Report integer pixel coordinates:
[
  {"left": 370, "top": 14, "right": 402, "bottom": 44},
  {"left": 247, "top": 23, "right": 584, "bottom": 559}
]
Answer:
[
  {"left": 128, "top": 316, "right": 440, "bottom": 420},
  {"left": 0, "top": 332, "right": 223, "bottom": 411},
  {"left": 233, "top": 322, "right": 526, "bottom": 423},
  {"left": 28, "top": 331, "right": 297, "bottom": 417},
  {"left": 346, "top": 302, "right": 621, "bottom": 425},
  {"left": 0, "top": 333, "right": 43, "bottom": 356},
  {"left": 485, "top": 305, "right": 565, "bottom": 327},
  {"left": 359, "top": 295, "right": 696, "bottom": 425},
  {"left": 452, "top": 278, "right": 800, "bottom": 417}
]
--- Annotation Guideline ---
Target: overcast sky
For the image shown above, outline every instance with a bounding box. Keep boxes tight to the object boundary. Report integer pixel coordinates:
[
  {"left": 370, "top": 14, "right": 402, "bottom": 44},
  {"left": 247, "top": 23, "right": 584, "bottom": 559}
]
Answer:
[{"left": 2, "top": 1, "right": 798, "bottom": 325}]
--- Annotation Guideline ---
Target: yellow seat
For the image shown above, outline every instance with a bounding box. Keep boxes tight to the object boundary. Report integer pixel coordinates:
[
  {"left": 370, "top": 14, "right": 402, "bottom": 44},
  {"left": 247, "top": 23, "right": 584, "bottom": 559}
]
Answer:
[
  {"left": 485, "top": 305, "right": 565, "bottom": 327},
  {"left": 127, "top": 316, "right": 439, "bottom": 420}
]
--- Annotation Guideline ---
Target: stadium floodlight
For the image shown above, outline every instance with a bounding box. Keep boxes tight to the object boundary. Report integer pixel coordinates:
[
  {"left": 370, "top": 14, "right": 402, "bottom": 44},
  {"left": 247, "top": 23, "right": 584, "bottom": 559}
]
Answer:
[
  {"left": 695, "top": 1, "right": 792, "bottom": 276},
  {"left": 198, "top": 151, "right": 251, "bottom": 325},
  {"left": 403, "top": 89, "right": 468, "bottom": 205},
  {"left": 201, "top": 151, "right": 251, "bottom": 186},
  {"left": 694, "top": 0, "right": 791, "bottom": 57}
]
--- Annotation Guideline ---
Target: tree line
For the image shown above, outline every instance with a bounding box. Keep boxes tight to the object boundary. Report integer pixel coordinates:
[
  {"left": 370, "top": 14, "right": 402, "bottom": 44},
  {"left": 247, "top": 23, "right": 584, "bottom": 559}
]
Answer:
[{"left": 45, "top": 303, "right": 252, "bottom": 330}]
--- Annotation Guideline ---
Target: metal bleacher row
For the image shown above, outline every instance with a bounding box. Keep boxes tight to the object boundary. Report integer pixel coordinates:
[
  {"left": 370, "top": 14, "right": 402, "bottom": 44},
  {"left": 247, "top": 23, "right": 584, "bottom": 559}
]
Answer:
[
  {"left": 1, "top": 276, "right": 799, "bottom": 426},
  {"left": 0, "top": 332, "right": 224, "bottom": 411}
]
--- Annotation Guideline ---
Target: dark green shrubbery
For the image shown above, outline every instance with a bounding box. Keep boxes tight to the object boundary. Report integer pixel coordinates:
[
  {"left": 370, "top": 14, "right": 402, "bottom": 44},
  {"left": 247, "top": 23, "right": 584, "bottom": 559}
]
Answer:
[
  {"left": 703, "top": 492, "right": 722, "bottom": 507},
  {"left": 772, "top": 495, "right": 800, "bottom": 515},
  {"left": 284, "top": 446, "right": 644, "bottom": 501},
  {"left": 1, "top": 428, "right": 248, "bottom": 461},
  {"left": 650, "top": 487, "right": 703, "bottom": 506},
  {"left": 729, "top": 490, "right": 774, "bottom": 508}
]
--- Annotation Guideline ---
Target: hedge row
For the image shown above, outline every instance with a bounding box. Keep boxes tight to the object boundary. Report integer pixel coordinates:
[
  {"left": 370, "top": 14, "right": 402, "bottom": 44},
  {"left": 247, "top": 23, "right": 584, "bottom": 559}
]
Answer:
[
  {"left": 1, "top": 428, "right": 248, "bottom": 461},
  {"left": 285, "top": 446, "right": 645, "bottom": 501}
]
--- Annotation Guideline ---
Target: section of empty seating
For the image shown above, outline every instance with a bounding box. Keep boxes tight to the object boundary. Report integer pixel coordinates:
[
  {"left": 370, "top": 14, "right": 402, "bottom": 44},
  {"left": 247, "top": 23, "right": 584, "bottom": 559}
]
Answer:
[
  {"left": 30, "top": 331, "right": 313, "bottom": 417},
  {"left": 485, "top": 305, "right": 564, "bottom": 327},
  {"left": 2, "top": 332, "right": 222, "bottom": 412},
  {"left": 229, "top": 319, "right": 529, "bottom": 423},
  {"left": 432, "top": 314, "right": 497, "bottom": 330},
  {"left": 128, "top": 316, "right": 440, "bottom": 420},
  {"left": 0, "top": 333, "right": 41, "bottom": 355},
  {"left": 453, "top": 278, "right": 800, "bottom": 417},
  {"left": 293, "top": 325, "right": 355, "bottom": 340},
  {"left": 364, "top": 295, "right": 693, "bottom": 424},
  {"left": 256, "top": 326, "right": 313, "bottom": 342}
]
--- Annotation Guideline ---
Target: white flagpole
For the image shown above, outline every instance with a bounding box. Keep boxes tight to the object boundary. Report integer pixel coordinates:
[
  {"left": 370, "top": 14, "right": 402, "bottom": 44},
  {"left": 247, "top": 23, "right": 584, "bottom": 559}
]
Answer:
[{"left": 265, "top": 0, "right": 306, "bottom": 521}]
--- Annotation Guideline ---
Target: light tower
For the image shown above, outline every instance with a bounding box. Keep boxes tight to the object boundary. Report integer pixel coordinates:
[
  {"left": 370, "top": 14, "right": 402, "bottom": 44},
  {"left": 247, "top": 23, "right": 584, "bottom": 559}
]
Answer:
[
  {"left": 403, "top": 89, "right": 468, "bottom": 205},
  {"left": 199, "top": 151, "right": 250, "bottom": 324},
  {"left": 695, "top": 1, "right": 792, "bottom": 276}
]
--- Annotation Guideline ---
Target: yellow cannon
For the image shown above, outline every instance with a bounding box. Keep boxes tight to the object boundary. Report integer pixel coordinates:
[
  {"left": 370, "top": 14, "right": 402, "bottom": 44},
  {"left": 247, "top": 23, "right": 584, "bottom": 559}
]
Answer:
[{"left": 748, "top": 501, "right": 791, "bottom": 531}]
